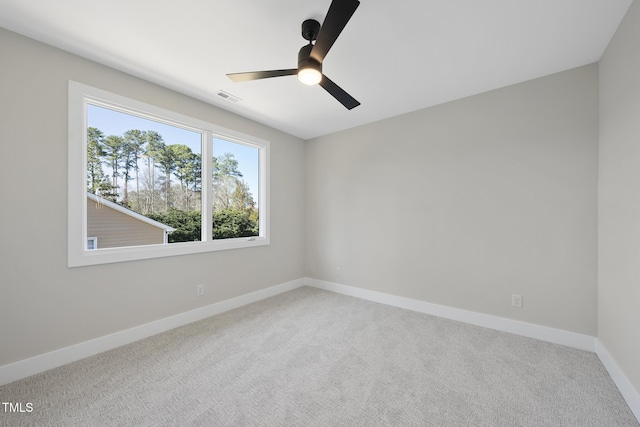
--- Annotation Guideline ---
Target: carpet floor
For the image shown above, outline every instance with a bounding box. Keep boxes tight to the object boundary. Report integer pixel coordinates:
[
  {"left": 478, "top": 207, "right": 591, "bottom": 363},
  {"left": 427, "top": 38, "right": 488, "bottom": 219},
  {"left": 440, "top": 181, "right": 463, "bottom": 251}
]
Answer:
[{"left": 0, "top": 286, "right": 637, "bottom": 426}]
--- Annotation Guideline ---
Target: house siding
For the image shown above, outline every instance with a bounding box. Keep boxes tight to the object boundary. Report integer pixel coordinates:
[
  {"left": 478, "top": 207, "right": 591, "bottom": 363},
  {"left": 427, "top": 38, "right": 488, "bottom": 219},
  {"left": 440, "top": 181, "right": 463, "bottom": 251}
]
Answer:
[{"left": 87, "top": 198, "right": 166, "bottom": 248}]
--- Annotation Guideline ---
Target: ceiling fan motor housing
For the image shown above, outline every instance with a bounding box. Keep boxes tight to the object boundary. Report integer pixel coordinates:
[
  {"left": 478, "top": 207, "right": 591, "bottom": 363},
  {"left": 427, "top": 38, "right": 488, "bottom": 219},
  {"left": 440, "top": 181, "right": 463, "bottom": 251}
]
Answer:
[{"left": 298, "top": 44, "right": 322, "bottom": 74}]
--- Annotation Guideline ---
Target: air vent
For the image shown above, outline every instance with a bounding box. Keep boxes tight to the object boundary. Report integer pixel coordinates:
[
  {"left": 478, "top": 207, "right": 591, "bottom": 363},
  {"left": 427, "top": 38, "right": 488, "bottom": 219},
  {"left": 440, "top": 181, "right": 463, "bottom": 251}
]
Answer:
[{"left": 216, "top": 90, "right": 241, "bottom": 103}]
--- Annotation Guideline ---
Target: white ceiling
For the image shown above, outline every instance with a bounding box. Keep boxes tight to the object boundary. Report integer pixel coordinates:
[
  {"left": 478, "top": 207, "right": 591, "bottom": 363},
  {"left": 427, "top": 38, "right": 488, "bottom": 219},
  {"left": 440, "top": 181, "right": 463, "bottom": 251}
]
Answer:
[{"left": 0, "top": 0, "right": 632, "bottom": 140}]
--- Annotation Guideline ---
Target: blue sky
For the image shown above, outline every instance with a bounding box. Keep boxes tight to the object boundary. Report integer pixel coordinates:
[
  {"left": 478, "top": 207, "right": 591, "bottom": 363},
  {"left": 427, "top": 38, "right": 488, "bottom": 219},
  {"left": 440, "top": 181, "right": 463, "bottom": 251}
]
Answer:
[{"left": 87, "top": 104, "right": 259, "bottom": 198}]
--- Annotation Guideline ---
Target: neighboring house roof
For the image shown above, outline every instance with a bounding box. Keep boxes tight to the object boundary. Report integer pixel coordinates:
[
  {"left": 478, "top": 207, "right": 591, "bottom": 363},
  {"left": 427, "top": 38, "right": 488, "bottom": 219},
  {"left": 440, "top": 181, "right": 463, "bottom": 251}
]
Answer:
[{"left": 87, "top": 193, "right": 175, "bottom": 233}]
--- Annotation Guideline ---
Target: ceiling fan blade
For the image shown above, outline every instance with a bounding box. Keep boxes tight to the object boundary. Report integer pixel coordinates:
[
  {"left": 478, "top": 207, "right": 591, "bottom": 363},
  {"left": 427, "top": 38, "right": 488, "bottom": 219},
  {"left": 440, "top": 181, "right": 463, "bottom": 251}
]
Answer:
[
  {"left": 227, "top": 69, "right": 297, "bottom": 82},
  {"left": 319, "top": 75, "right": 360, "bottom": 110},
  {"left": 310, "top": 0, "right": 360, "bottom": 64}
]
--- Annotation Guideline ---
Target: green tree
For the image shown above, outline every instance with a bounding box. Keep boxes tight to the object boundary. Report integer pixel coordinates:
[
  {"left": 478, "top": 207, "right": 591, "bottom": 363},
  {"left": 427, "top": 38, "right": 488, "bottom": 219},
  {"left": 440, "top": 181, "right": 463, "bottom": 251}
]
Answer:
[
  {"left": 212, "top": 208, "right": 256, "bottom": 239},
  {"left": 148, "top": 208, "right": 201, "bottom": 243},
  {"left": 231, "top": 180, "right": 258, "bottom": 235},
  {"left": 122, "top": 129, "right": 147, "bottom": 209},
  {"left": 190, "top": 153, "right": 202, "bottom": 196},
  {"left": 101, "top": 135, "right": 125, "bottom": 201},
  {"left": 143, "top": 131, "right": 165, "bottom": 213},
  {"left": 86, "top": 127, "right": 112, "bottom": 196},
  {"left": 213, "top": 152, "right": 242, "bottom": 179},
  {"left": 212, "top": 153, "right": 243, "bottom": 211},
  {"left": 156, "top": 144, "right": 178, "bottom": 210},
  {"left": 172, "top": 144, "right": 198, "bottom": 210},
  {"left": 231, "top": 180, "right": 255, "bottom": 211}
]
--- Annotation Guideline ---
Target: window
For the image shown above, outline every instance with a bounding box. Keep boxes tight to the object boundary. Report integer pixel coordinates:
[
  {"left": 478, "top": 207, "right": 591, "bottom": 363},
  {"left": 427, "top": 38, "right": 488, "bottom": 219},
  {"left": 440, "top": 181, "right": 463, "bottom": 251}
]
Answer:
[
  {"left": 68, "top": 81, "right": 269, "bottom": 267},
  {"left": 87, "top": 237, "right": 97, "bottom": 250},
  {"left": 212, "top": 138, "right": 261, "bottom": 240}
]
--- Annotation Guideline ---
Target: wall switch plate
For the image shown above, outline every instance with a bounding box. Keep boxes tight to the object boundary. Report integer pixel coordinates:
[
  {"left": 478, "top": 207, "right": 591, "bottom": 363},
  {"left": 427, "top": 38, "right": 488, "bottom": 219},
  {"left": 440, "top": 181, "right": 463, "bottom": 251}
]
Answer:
[
  {"left": 512, "top": 294, "right": 523, "bottom": 308},
  {"left": 196, "top": 284, "right": 205, "bottom": 296}
]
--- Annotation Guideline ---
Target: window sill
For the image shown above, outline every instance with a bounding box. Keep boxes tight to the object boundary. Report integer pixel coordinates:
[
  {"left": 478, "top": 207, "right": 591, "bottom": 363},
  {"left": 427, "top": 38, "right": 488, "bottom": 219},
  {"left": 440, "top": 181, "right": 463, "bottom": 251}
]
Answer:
[{"left": 68, "top": 236, "right": 270, "bottom": 267}]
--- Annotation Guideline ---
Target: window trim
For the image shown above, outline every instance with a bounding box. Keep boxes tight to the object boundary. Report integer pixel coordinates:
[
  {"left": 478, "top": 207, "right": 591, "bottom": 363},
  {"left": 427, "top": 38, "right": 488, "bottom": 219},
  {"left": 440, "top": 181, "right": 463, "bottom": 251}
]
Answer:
[{"left": 68, "top": 81, "right": 270, "bottom": 267}]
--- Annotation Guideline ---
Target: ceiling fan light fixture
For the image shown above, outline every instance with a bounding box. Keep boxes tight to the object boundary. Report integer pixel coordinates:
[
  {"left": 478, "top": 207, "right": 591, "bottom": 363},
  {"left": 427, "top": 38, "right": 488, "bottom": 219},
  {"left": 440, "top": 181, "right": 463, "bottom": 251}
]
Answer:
[
  {"left": 298, "top": 66, "right": 322, "bottom": 85},
  {"left": 297, "top": 43, "right": 322, "bottom": 86}
]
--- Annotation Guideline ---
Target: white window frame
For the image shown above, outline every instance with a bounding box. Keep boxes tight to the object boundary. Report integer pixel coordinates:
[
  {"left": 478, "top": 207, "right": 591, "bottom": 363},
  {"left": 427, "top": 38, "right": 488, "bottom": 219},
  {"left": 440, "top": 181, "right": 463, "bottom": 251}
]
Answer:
[{"left": 68, "top": 81, "right": 270, "bottom": 267}]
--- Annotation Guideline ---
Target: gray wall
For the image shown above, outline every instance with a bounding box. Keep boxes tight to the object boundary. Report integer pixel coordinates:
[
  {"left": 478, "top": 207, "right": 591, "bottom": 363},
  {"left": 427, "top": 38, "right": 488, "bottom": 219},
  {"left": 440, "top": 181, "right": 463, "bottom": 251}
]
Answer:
[
  {"left": 599, "top": 0, "right": 640, "bottom": 396},
  {"left": 0, "top": 28, "right": 306, "bottom": 366},
  {"left": 306, "top": 64, "right": 599, "bottom": 335}
]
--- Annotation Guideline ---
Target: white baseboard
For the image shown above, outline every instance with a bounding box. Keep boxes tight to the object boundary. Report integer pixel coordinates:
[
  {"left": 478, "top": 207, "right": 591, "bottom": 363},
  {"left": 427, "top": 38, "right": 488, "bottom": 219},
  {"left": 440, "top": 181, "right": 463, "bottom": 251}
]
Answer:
[
  {"left": 306, "top": 278, "right": 595, "bottom": 352},
  {"left": 595, "top": 339, "right": 640, "bottom": 422},
  {"left": 0, "top": 278, "right": 305, "bottom": 386}
]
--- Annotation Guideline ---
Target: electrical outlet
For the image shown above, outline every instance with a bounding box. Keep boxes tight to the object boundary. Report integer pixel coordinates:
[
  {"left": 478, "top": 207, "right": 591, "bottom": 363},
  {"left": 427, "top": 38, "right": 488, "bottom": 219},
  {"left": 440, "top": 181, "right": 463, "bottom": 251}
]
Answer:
[
  {"left": 196, "top": 284, "right": 205, "bottom": 296},
  {"left": 511, "top": 294, "right": 523, "bottom": 308},
  {"left": 336, "top": 266, "right": 343, "bottom": 277}
]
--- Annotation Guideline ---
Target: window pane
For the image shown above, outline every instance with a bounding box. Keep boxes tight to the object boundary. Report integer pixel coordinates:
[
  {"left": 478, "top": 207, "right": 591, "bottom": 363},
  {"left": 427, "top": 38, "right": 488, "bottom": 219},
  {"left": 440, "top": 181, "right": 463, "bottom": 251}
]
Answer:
[
  {"left": 87, "top": 238, "right": 97, "bottom": 250},
  {"left": 86, "top": 104, "right": 203, "bottom": 248},
  {"left": 212, "top": 138, "right": 260, "bottom": 240}
]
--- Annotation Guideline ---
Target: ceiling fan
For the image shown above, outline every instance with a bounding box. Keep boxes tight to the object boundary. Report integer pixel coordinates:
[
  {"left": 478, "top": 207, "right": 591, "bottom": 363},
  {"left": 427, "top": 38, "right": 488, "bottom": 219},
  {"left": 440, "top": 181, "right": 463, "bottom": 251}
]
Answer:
[{"left": 227, "top": 0, "right": 361, "bottom": 110}]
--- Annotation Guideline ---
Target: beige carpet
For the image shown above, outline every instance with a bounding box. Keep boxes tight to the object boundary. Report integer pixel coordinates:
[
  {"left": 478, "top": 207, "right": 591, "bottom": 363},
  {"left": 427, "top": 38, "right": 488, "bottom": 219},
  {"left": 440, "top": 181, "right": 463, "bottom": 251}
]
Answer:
[{"left": 0, "top": 286, "right": 637, "bottom": 426}]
